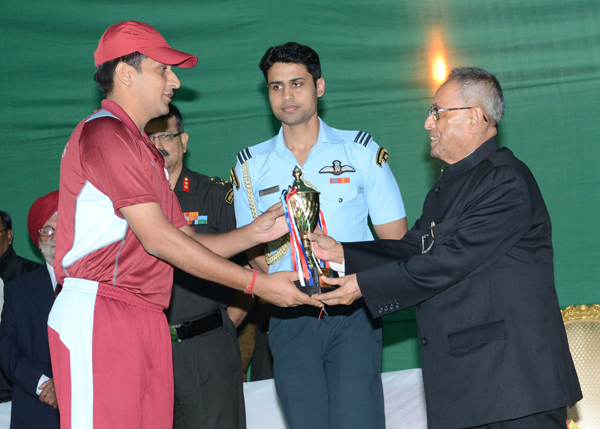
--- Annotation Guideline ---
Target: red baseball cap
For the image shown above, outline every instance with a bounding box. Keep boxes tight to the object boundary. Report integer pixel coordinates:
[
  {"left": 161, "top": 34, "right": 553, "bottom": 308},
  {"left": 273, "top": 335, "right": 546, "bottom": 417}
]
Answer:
[{"left": 94, "top": 21, "right": 197, "bottom": 68}]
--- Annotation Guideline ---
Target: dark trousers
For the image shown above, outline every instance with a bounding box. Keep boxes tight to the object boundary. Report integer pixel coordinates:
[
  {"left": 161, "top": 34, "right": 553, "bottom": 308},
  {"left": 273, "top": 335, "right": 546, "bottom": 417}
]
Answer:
[
  {"left": 469, "top": 407, "right": 567, "bottom": 429},
  {"left": 173, "top": 310, "right": 246, "bottom": 429},
  {"left": 269, "top": 303, "right": 385, "bottom": 429},
  {"left": 250, "top": 325, "right": 274, "bottom": 381}
]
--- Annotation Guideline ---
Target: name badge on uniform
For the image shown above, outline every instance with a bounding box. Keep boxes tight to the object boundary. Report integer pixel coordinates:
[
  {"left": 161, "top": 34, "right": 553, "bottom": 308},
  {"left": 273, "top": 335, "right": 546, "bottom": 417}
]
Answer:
[
  {"left": 259, "top": 185, "right": 280, "bottom": 197},
  {"left": 184, "top": 212, "right": 207, "bottom": 225}
]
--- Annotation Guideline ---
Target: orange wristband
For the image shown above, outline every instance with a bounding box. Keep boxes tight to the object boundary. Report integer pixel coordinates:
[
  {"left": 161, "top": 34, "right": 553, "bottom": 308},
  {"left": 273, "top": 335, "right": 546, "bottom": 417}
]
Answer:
[{"left": 244, "top": 269, "right": 258, "bottom": 298}]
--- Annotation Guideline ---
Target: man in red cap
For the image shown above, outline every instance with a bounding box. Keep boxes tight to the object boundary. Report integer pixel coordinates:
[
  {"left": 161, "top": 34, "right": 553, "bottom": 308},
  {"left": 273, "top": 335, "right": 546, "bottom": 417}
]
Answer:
[
  {"left": 50, "top": 21, "right": 319, "bottom": 429},
  {"left": 0, "top": 191, "right": 61, "bottom": 429}
]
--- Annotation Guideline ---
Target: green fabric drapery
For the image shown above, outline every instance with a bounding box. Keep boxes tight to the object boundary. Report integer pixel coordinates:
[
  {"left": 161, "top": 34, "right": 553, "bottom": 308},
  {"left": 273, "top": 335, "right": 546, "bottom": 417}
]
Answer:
[{"left": 1, "top": 0, "right": 599, "bottom": 371}]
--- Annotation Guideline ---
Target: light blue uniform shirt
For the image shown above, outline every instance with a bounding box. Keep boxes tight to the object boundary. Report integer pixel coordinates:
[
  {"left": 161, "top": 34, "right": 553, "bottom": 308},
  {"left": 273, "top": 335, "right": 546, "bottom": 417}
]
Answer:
[{"left": 233, "top": 118, "right": 406, "bottom": 274}]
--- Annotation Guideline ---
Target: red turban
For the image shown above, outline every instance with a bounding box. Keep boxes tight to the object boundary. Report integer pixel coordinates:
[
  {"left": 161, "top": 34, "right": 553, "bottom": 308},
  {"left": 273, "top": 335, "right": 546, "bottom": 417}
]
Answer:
[{"left": 27, "top": 190, "right": 59, "bottom": 246}]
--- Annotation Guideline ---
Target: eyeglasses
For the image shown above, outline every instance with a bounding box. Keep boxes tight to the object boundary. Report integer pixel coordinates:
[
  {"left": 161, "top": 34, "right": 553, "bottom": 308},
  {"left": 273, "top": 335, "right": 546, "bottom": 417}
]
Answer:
[
  {"left": 149, "top": 132, "right": 182, "bottom": 143},
  {"left": 38, "top": 226, "right": 55, "bottom": 237},
  {"left": 428, "top": 106, "right": 488, "bottom": 122}
]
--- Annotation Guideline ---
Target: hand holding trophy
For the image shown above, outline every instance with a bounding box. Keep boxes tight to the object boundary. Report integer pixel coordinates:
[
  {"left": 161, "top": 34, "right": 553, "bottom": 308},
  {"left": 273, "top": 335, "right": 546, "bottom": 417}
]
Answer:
[{"left": 281, "top": 166, "right": 338, "bottom": 296}]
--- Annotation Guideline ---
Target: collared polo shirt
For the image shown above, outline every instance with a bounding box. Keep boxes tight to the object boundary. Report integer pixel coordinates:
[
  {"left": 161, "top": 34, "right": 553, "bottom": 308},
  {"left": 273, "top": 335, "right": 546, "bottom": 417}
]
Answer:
[
  {"left": 55, "top": 99, "right": 186, "bottom": 308},
  {"left": 233, "top": 118, "right": 406, "bottom": 274}
]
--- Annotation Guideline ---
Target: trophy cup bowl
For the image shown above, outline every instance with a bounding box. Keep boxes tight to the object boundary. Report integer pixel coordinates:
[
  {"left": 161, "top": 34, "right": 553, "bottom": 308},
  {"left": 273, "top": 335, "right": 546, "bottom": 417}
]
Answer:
[{"left": 287, "top": 167, "right": 336, "bottom": 296}]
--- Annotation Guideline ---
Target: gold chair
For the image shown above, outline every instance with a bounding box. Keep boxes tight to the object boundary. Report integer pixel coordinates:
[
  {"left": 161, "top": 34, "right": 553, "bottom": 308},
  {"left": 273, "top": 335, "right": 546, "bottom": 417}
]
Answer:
[{"left": 562, "top": 304, "right": 600, "bottom": 428}]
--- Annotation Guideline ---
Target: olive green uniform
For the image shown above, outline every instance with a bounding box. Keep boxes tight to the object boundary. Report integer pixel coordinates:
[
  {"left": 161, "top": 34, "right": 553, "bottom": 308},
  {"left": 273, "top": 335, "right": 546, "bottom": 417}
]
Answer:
[{"left": 168, "top": 166, "right": 245, "bottom": 429}]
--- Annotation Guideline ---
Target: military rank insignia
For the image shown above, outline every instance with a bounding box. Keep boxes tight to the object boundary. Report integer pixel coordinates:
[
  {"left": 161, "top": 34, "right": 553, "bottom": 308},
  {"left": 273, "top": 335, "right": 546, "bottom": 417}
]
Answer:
[
  {"left": 354, "top": 131, "right": 372, "bottom": 147},
  {"left": 225, "top": 189, "right": 234, "bottom": 205},
  {"left": 184, "top": 212, "right": 207, "bottom": 225},
  {"left": 376, "top": 148, "right": 389, "bottom": 167},
  {"left": 230, "top": 167, "right": 240, "bottom": 190},
  {"left": 182, "top": 177, "right": 190, "bottom": 192}
]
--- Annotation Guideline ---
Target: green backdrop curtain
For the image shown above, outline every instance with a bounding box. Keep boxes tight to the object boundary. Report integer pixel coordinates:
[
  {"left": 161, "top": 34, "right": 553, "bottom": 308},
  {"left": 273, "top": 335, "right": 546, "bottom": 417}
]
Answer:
[{"left": 1, "top": 0, "right": 599, "bottom": 371}]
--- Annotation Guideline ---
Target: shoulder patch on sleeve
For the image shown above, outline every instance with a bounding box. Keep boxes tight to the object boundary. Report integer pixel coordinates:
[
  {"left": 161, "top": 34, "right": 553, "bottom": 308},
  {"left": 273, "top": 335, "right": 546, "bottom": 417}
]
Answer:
[
  {"left": 209, "top": 176, "right": 228, "bottom": 186},
  {"left": 230, "top": 166, "right": 240, "bottom": 190},
  {"left": 225, "top": 189, "right": 234, "bottom": 205},
  {"left": 376, "top": 147, "right": 389, "bottom": 167},
  {"left": 236, "top": 147, "right": 253, "bottom": 165},
  {"left": 353, "top": 130, "right": 373, "bottom": 147}
]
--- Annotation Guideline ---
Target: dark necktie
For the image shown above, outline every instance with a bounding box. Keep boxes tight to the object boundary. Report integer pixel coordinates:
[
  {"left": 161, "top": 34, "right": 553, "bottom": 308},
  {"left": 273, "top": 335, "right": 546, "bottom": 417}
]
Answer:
[{"left": 54, "top": 283, "right": 62, "bottom": 297}]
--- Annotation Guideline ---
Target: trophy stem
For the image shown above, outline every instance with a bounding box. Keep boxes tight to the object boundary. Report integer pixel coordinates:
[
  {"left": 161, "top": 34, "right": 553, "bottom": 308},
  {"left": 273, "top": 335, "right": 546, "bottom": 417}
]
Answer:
[{"left": 301, "top": 236, "right": 318, "bottom": 269}]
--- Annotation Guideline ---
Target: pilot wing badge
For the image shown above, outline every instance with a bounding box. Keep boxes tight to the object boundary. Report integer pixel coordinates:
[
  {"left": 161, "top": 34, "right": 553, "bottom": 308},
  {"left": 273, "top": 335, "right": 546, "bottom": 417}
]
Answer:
[{"left": 319, "top": 160, "right": 356, "bottom": 176}]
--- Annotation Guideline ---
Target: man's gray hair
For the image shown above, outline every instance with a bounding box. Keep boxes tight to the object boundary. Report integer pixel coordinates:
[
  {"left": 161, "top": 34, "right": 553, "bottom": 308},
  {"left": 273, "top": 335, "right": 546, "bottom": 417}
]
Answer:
[{"left": 447, "top": 67, "right": 504, "bottom": 126}]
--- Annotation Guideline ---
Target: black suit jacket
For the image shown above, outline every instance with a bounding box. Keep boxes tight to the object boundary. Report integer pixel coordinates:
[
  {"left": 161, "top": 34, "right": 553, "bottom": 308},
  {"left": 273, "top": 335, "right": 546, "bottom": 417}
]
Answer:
[
  {"left": 0, "top": 265, "right": 60, "bottom": 429},
  {"left": 0, "top": 246, "right": 41, "bottom": 285},
  {"left": 344, "top": 138, "right": 581, "bottom": 428},
  {"left": 0, "top": 246, "right": 41, "bottom": 403}
]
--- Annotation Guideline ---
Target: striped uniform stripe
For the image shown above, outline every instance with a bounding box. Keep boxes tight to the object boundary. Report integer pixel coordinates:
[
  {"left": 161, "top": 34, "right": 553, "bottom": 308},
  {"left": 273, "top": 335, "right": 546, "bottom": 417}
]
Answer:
[
  {"left": 48, "top": 278, "right": 99, "bottom": 428},
  {"left": 354, "top": 131, "right": 372, "bottom": 147},
  {"left": 237, "top": 147, "right": 252, "bottom": 164}
]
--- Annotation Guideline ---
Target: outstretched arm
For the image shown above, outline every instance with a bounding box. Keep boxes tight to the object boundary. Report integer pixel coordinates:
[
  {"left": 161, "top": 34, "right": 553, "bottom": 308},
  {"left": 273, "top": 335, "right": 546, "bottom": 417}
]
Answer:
[
  {"left": 120, "top": 202, "right": 321, "bottom": 308},
  {"left": 180, "top": 203, "right": 288, "bottom": 259},
  {"left": 321, "top": 166, "right": 532, "bottom": 315}
]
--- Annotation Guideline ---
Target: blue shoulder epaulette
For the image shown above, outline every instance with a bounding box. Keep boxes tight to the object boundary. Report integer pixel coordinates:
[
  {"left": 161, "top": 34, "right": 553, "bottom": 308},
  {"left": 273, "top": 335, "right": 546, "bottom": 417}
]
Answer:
[
  {"left": 237, "top": 147, "right": 253, "bottom": 164},
  {"left": 353, "top": 130, "right": 372, "bottom": 147}
]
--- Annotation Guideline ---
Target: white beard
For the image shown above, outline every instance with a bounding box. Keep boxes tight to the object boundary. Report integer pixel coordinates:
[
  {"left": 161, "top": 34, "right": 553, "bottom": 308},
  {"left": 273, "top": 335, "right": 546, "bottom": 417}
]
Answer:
[{"left": 40, "top": 240, "right": 56, "bottom": 266}]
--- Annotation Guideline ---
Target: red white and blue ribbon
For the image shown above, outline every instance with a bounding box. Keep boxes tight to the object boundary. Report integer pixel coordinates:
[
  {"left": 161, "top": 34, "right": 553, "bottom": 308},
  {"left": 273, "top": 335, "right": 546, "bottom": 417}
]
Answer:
[{"left": 281, "top": 188, "right": 321, "bottom": 287}]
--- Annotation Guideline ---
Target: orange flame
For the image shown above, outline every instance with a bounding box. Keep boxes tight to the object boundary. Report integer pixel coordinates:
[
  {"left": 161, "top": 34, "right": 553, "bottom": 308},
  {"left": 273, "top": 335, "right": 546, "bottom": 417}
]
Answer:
[{"left": 430, "top": 30, "right": 449, "bottom": 89}]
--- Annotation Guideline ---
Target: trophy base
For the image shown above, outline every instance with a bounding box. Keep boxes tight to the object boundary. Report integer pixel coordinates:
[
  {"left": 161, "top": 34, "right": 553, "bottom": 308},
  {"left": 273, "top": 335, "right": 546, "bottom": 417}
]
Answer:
[{"left": 294, "top": 268, "right": 339, "bottom": 296}]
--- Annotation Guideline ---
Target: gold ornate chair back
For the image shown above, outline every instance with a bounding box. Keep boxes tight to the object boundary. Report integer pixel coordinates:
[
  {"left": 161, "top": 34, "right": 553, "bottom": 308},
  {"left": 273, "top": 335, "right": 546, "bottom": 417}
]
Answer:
[{"left": 562, "top": 304, "right": 600, "bottom": 428}]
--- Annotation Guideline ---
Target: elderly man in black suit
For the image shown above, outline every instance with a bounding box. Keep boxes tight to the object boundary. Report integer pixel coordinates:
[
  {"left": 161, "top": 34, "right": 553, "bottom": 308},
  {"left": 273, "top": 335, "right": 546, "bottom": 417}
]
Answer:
[
  {"left": 0, "top": 191, "right": 60, "bottom": 428},
  {"left": 312, "top": 68, "right": 581, "bottom": 429}
]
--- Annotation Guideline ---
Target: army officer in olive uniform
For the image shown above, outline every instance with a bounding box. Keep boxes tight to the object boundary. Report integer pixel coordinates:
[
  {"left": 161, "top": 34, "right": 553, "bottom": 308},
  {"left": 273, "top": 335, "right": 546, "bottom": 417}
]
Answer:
[{"left": 146, "top": 104, "right": 250, "bottom": 429}]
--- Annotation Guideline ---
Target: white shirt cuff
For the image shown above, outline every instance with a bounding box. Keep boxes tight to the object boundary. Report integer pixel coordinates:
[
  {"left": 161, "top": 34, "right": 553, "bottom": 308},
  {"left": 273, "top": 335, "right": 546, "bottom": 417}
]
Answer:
[
  {"left": 329, "top": 260, "right": 345, "bottom": 276},
  {"left": 37, "top": 374, "right": 50, "bottom": 396}
]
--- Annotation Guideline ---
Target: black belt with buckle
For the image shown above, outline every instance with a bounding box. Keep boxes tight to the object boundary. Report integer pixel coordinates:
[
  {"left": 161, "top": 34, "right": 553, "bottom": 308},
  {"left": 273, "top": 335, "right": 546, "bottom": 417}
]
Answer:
[{"left": 170, "top": 310, "right": 223, "bottom": 343}]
